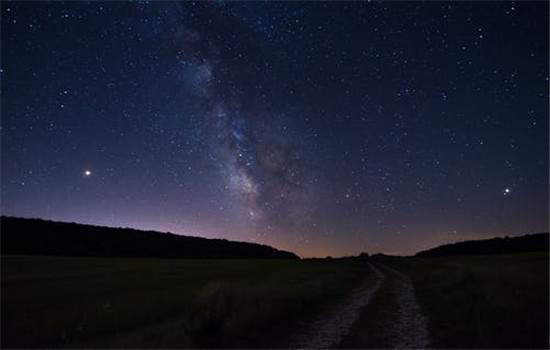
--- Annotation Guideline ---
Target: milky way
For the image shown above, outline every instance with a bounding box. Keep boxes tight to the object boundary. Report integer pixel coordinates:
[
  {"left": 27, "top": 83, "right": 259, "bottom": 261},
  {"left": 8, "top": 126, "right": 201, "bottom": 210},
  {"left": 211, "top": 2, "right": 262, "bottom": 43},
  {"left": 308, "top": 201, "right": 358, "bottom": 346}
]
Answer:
[
  {"left": 1, "top": 2, "right": 548, "bottom": 256},
  {"left": 168, "top": 2, "right": 317, "bottom": 241}
]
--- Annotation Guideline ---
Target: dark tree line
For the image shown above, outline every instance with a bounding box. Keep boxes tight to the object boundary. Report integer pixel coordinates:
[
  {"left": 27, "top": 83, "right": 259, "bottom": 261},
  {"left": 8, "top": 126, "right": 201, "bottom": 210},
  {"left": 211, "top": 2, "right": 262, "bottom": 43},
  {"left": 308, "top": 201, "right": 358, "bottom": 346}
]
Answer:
[
  {"left": 415, "top": 232, "right": 549, "bottom": 257},
  {"left": 0, "top": 216, "right": 299, "bottom": 259}
]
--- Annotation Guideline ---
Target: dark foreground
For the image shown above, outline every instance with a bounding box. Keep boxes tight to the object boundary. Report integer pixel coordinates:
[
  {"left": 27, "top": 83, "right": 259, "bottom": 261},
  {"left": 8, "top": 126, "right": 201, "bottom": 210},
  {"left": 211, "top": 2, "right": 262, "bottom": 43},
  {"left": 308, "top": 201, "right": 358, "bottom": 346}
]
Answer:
[
  {"left": 2, "top": 253, "right": 548, "bottom": 348},
  {"left": 1, "top": 256, "right": 366, "bottom": 348},
  {"left": 346, "top": 252, "right": 549, "bottom": 349}
]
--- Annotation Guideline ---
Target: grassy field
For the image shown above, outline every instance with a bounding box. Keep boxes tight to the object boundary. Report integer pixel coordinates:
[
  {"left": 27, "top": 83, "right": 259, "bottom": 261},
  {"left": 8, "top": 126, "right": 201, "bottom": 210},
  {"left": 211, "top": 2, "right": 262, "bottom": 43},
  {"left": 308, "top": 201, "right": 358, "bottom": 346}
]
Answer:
[
  {"left": 3, "top": 253, "right": 547, "bottom": 348},
  {"left": 387, "top": 252, "right": 549, "bottom": 348},
  {"left": 1, "top": 255, "right": 369, "bottom": 348}
]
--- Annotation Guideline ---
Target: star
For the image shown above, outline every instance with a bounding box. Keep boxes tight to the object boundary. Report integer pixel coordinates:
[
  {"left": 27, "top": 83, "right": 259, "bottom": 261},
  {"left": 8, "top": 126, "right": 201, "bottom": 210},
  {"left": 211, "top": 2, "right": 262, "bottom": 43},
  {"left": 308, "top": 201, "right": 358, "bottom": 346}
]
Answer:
[
  {"left": 84, "top": 170, "right": 92, "bottom": 177},
  {"left": 503, "top": 188, "right": 511, "bottom": 195}
]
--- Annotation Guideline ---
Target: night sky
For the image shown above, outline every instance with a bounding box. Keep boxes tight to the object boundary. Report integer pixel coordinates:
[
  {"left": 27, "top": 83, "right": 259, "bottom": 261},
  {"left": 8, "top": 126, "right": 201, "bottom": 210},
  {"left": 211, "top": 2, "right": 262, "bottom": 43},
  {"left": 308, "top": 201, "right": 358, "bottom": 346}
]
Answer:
[{"left": 1, "top": 2, "right": 548, "bottom": 257}]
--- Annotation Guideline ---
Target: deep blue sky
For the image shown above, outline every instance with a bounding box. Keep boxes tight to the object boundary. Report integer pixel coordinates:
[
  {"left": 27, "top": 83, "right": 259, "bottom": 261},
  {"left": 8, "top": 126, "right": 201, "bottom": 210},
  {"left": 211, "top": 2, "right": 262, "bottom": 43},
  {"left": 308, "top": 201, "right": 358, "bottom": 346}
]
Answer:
[{"left": 1, "top": 1, "right": 548, "bottom": 257}]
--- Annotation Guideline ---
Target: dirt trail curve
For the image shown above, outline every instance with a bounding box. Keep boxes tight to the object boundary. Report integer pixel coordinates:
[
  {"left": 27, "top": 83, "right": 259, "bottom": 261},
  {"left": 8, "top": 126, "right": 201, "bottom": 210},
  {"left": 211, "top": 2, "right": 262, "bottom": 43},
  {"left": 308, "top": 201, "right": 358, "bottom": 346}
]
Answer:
[
  {"left": 291, "top": 263, "right": 384, "bottom": 349},
  {"left": 292, "top": 262, "right": 429, "bottom": 349}
]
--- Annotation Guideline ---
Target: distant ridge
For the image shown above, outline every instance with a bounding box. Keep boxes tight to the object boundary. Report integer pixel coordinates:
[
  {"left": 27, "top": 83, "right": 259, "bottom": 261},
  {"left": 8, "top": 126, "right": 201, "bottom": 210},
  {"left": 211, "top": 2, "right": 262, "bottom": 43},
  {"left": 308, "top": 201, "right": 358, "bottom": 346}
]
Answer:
[
  {"left": 0, "top": 216, "right": 299, "bottom": 259},
  {"left": 415, "top": 232, "right": 549, "bottom": 257}
]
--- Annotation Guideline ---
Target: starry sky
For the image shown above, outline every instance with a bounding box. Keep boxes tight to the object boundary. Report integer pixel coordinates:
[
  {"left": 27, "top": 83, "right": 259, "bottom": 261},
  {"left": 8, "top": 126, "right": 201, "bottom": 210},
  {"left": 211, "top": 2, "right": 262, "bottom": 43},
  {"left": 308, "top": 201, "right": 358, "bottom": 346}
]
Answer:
[{"left": 1, "top": 1, "right": 548, "bottom": 257}]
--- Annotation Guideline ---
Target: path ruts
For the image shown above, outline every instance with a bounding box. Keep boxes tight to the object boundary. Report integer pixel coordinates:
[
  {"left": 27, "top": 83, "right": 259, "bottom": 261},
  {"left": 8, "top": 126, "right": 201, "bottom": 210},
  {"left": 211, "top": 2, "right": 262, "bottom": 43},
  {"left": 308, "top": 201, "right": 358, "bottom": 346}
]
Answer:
[
  {"left": 291, "top": 263, "right": 384, "bottom": 349},
  {"left": 293, "top": 262, "right": 429, "bottom": 349},
  {"left": 377, "top": 263, "right": 429, "bottom": 349}
]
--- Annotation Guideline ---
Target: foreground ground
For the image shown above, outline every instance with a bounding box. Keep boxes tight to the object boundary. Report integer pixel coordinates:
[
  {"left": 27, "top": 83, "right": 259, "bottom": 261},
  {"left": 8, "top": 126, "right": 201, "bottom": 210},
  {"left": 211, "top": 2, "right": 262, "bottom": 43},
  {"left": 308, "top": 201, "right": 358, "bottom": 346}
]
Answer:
[
  {"left": 1, "top": 256, "right": 368, "bottom": 348},
  {"left": 371, "top": 252, "right": 549, "bottom": 348},
  {"left": 2, "top": 252, "right": 548, "bottom": 348}
]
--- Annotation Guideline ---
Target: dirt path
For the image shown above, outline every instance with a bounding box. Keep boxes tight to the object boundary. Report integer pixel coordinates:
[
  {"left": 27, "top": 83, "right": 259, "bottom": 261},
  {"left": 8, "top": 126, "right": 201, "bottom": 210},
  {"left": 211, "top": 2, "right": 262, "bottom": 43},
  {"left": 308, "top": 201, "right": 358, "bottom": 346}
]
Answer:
[
  {"left": 377, "top": 263, "right": 430, "bottom": 349},
  {"left": 294, "top": 262, "right": 429, "bottom": 349},
  {"left": 291, "top": 263, "right": 384, "bottom": 349}
]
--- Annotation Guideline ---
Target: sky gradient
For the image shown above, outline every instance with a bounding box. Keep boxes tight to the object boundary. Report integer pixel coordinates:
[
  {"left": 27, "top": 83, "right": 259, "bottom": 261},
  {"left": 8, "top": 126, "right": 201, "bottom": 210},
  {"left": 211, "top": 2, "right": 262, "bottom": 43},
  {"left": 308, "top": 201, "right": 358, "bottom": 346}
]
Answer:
[{"left": 1, "top": 1, "right": 548, "bottom": 257}]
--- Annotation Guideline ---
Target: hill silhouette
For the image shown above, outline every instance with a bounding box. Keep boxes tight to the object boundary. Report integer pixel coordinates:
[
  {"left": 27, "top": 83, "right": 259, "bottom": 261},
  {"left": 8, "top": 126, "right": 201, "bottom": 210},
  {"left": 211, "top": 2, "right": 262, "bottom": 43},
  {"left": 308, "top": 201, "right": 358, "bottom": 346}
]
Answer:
[
  {"left": 415, "top": 232, "right": 549, "bottom": 257},
  {"left": 0, "top": 216, "right": 298, "bottom": 259}
]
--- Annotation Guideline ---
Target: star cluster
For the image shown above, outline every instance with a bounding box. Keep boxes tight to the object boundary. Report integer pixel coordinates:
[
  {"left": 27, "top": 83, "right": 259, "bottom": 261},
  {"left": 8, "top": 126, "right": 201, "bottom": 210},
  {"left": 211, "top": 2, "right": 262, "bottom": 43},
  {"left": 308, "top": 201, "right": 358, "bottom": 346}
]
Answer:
[{"left": 1, "top": 2, "right": 548, "bottom": 256}]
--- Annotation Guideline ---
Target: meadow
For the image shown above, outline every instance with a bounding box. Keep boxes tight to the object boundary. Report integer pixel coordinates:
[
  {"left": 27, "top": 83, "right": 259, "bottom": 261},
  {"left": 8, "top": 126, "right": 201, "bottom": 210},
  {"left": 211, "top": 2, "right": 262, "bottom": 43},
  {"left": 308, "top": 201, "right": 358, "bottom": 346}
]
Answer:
[
  {"left": 386, "top": 252, "right": 549, "bottom": 348},
  {"left": 1, "top": 255, "right": 368, "bottom": 348},
  {"left": 2, "top": 252, "right": 548, "bottom": 348}
]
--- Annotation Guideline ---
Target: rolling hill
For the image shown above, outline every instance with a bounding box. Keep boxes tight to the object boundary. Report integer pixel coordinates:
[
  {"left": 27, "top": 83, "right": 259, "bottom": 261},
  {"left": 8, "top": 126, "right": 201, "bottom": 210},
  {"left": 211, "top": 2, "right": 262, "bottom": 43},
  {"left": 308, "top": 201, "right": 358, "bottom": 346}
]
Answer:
[
  {"left": 0, "top": 216, "right": 298, "bottom": 259},
  {"left": 415, "top": 232, "right": 549, "bottom": 257}
]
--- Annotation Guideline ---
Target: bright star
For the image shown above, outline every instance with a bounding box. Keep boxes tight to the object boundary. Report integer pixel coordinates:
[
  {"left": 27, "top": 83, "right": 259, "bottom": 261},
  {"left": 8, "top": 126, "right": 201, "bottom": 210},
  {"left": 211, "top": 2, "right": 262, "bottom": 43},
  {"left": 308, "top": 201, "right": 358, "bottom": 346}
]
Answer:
[
  {"left": 503, "top": 188, "right": 511, "bottom": 195},
  {"left": 84, "top": 170, "right": 92, "bottom": 177}
]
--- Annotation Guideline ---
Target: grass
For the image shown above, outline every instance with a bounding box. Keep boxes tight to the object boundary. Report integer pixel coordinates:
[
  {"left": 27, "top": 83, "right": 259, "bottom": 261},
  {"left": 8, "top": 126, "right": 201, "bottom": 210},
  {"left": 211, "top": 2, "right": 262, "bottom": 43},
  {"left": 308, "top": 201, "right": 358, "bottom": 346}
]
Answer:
[
  {"left": 387, "top": 252, "right": 549, "bottom": 348},
  {"left": 4, "top": 253, "right": 546, "bottom": 348},
  {"left": 1, "top": 255, "right": 369, "bottom": 348}
]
